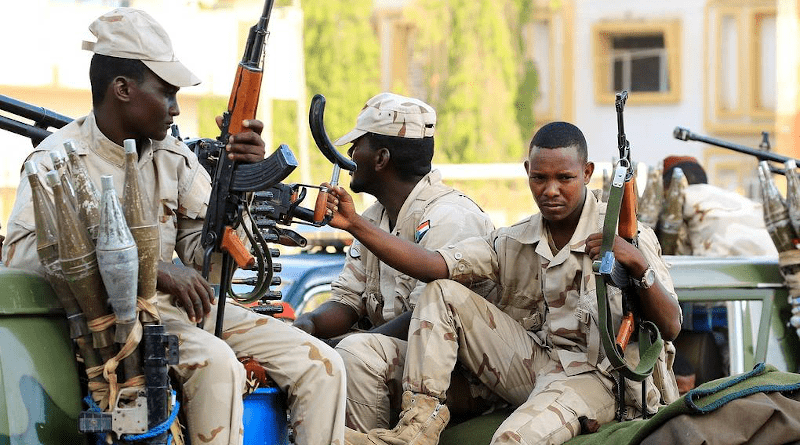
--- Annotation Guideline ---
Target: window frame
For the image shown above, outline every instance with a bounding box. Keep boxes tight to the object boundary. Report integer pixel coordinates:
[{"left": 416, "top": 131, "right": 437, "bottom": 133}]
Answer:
[
  {"left": 704, "top": 1, "right": 776, "bottom": 135},
  {"left": 592, "top": 20, "right": 682, "bottom": 105}
]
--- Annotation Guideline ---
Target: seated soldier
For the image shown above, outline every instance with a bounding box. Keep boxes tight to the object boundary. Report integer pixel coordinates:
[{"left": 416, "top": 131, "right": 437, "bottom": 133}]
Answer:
[
  {"left": 2, "top": 8, "right": 346, "bottom": 445},
  {"left": 325, "top": 121, "right": 681, "bottom": 445},
  {"left": 294, "top": 92, "right": 497, "bottom": 432}
]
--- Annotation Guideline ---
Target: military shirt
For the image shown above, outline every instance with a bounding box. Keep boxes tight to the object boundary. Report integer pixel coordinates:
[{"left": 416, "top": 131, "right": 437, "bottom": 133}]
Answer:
[
  {"left": 437, "top": 189, "right": 679, "bottom": 376},
  {"left": 329, "top": 169, "right": 495, "bottom": 326},
  {"left": 679, "top": 183, "right": 777, "bottom": 257},
  {"left": 3, "top": 112, "right": 211, "bottom": 270}
]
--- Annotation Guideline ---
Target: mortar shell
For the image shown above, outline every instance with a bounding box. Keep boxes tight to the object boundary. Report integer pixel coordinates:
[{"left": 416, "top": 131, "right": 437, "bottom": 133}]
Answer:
[{"left": 97, "top": 175, "right": 139, "bottom": 324}]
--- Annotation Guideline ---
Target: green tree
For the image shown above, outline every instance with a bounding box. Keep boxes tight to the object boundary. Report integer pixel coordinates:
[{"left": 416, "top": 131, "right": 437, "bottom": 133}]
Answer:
[
  {"left": 298, "top": 0, "right": 381, "bottom": 181},
  {"left": 406, "top": 0, "right": 531, "bottom": 164}
]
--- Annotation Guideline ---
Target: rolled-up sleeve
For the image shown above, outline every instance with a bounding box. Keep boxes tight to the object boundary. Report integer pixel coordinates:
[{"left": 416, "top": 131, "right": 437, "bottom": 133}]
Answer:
[{"left": 436, "top": 234, "right": 499, "bottom": 285}]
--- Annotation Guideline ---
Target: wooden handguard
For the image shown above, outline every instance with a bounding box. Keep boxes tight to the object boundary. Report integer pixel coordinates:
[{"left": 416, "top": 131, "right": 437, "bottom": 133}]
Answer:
[
  {"left": 313, "top": 187, "right": 329, "bottom": 224},
  {"left": 226, "top": 65, "right": 263, "bottom": 136},
  {"left": 618, "top": 179, "right": 638, "bottom": 240},
  {"left": 617, "top": 178, "right": 637, "bottom": 352},
  {"left": 221, "top": 226, "right": 255, "bottom": 269},
  {"left": 615, "top": 312, "right": 635, "bottom": 353}
]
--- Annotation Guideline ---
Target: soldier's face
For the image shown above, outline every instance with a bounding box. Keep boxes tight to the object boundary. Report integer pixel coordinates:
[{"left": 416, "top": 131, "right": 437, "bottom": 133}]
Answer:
[
  {"left": 125, "top": 70, "right": 181, "bottom": 142},
  {"left": 347, "top": 135, "right": 378, "bottom": 194},
  {"left": 525, "top": 145, "right": 593, "bottom": 224}
]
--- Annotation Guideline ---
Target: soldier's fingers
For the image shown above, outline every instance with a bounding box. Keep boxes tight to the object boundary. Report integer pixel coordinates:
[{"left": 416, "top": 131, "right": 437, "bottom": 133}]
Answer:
[
  {"left": 180, "top": 293, "right": 197, "bottom": 323},
  {"left": 189, "top": 288, "right": 205, "bottom": 323},
  {"left": 242, "top": 119, "right": 264, "bottom": 135}
]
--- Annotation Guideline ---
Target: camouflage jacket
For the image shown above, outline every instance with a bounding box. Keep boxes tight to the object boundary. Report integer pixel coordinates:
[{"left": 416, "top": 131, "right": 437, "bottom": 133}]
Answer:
[
  {"left": 329, "top": 169, "right": 495, "bottom": 326},
  {"left": 678, "top": 183, "right": 777, "bottom": 257},
  {"left": 3, "top": 112, "right": 211, "bottom": 270},
  {"left": 437, "top": 189, "right": 679, "bottom": 377}
]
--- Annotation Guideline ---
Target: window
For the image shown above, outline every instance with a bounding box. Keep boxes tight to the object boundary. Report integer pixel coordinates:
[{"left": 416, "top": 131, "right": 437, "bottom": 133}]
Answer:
[
  {"left": 593, "top": 20, "right": 682, "bottom": 104},
  {"left": 611, "top": 35, "right": 667, "bottom": 93},
  {"left": 705, "top": 1, "right": 776, "bottom": 134}
]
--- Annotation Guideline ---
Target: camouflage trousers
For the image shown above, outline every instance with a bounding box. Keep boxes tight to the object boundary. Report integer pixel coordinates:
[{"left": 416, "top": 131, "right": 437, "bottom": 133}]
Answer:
[
  {"left": 155, "top": 291, "right": 346, "bottom": 445},
  {"left": 406, "top": 280, "right": 646, "bottom": 445},
  {"left": 336, "top": 333, "right": 406, "bottom": 432},
  {"left": 336, "top": 333, "right": 499, "bottom": 433}
]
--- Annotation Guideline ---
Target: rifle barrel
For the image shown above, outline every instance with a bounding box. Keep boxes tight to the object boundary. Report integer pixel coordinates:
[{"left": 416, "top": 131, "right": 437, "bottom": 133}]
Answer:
[
  {"left": 0, "top": 94, "right": 72, "bottom": 129},
  {"left": 673, "top": 126, "right": 799, "bottom": 165},
  {"left": 0, "top": 115, "right": 52, "bottom": 147}
]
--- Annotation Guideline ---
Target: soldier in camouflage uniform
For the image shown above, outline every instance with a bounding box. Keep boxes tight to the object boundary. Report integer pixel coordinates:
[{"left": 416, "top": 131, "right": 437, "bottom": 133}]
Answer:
[
  {"left": 325, "top": 122, "right": 682, "bottom": 445},
  {"left": 294, "top": 93, "right": 496, "bottom": 432},
  {"left": 662, "top": 156, "right": 777, "bottom": 257},
  {"left": 2, "top": 9, "right": 346, "bottom": 445}
]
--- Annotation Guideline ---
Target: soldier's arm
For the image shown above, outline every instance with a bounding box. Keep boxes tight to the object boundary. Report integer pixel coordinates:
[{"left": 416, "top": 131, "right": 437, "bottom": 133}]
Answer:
[
  {"left": 293, "top": 300, "right": 360, "bottom": 338},
  {"left": 585, "top": 232, "right": 682, "bottom": 341},
  {"left": 326, "top": 185, "right": 449, "bottom": 283}
]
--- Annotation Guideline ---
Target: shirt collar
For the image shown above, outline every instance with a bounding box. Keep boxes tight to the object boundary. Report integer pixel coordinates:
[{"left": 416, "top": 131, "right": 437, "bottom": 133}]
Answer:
[{"left": 86, "top": 112, "right": 155, "bottom": 168}]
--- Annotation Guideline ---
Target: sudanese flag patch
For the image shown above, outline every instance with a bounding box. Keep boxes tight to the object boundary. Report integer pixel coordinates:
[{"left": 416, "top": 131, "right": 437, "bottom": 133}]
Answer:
[{"left": 415, "top": 220, "right": 431, "bottom": 243}]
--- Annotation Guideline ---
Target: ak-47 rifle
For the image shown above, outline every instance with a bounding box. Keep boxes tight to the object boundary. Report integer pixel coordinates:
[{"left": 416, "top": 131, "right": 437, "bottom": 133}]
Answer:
[
  {"left": 199, "top": 0, "right": 299, "bottom": 337},
  {"left": 594, "top": 91, "right": 663, "bottom": 421}
]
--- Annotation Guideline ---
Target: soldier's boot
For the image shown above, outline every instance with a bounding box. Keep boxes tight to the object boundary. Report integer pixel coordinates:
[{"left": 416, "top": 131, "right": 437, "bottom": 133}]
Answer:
[
  {"left": 356, "top": 391, "right": 450, "bottom": 445},
  {"left": 345, "top": 427, "right": 372, "bottom": 445}
]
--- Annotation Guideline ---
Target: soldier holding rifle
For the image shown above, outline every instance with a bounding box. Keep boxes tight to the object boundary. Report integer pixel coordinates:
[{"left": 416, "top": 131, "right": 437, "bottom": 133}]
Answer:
[
  {"left": 328, "top": 122, "right": 681, "bottom": 445},
  {"left": 2, "top": 8, "right": 346, "bottom": 445}
]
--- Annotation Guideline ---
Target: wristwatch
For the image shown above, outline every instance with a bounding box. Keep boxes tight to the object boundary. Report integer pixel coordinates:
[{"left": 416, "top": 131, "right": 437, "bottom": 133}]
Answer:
[{"left": 632, "top": 266, "right": 656, "bottom": 289}]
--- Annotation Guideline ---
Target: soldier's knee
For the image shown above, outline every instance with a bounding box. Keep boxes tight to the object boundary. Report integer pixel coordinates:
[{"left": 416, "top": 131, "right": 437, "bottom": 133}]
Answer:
[
  {"left": 336, "top": 333, "right": 395, "bottom": 377},
  {"left": 305, "top": 339, "right": 346, "bottom": 381},
  {"left": 422, "top": 279, "right": 471, "bottom": 305}
]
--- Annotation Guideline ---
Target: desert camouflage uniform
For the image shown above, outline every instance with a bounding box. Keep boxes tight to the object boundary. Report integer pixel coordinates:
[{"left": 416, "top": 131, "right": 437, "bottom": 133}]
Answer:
[
  {"left": 402, "top": 189, "right": 679, "bottom": 444},
  {"left": 678, "top": 183, "right": 777, "bottom": 257},
  {"left": 3, "top": 113, "right": 346, "bottom": 445},
  {"left": 330, "top": 169, "right": 495, "bottom": 431}
]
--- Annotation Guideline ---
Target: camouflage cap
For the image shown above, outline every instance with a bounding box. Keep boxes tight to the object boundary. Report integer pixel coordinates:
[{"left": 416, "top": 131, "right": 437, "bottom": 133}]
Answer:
[
  {"left": 334, "top": 92, "right": 436, "bottom": 146},
  {"left": 81, "top": 8, "right": 201, "bottom": 88}
]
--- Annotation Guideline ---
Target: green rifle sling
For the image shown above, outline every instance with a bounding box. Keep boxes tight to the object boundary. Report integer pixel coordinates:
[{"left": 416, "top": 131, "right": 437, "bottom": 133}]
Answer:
[{"left": 595, "top": 166, "right": 663, "bottom": 382}]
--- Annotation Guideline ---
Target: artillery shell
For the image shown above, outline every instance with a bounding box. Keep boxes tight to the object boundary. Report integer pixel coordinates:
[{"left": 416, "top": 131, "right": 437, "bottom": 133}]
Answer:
[
  {"left": 758, "top": 161, "right": 798, "bottom": 252},
  {"left": 46, "top": 171, "right": 116, "bottom": 363},
  {"left": 638, "top": 165, "right": 664, "bottom": 229},
  {"left": 122, "top": 140, "right": 160, "bottom": 302},
  {"left": 64, "top": 141, "right": 101, "bottom": 241},
  {"left": 658, "top": 167, "right": 687, "bottom": 255}
]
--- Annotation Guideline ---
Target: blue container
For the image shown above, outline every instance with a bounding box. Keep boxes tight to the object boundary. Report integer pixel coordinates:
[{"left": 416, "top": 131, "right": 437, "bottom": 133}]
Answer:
[{"left": 243, "top": 387, "right": 289, "bottom": 445}]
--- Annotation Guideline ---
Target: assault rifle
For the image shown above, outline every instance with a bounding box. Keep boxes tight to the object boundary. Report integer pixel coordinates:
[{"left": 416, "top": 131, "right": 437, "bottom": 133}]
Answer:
[
  {"left": 594, "top": 91, "right": 662, "bottom": 421},
  {"left": 198, "top": 0, "right": 302, "bottom": 337}
]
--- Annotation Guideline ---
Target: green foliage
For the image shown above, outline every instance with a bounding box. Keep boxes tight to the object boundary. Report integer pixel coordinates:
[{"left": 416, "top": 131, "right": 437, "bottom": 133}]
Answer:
[
  {"left": 197, "top": 96, "right": 228, "bottom": 138},
  {"left": 271, "top": 0, "right": 381, "bottom": 186},
  {"left": 302, "top": 0, "right": 381, "bottom": 146},
  {"left": 516, "top": 59, "right": 538, "bottom": 144},
  {"left": 406, "top": 0, "right": 533, "bottom": 164},
  {"left": 272, "top": 99, "right": 298, "bottom": 152}
]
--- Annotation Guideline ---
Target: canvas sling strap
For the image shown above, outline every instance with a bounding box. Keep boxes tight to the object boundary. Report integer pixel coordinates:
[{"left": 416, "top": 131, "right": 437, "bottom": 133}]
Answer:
[{"left": 593, "top": 163, "right": 662, "bottom": 383}]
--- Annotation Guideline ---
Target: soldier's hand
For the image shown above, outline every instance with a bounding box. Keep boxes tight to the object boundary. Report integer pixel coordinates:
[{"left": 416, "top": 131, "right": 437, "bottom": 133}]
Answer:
[
  {"left": 325, "top": 185, "right": 358, "bottom": 231},
  {"left": 215, "top": 116, "right": 266, "bottom": 163},
  {"left": 585, "top": 233, "right": 648, "bottom": 278},
  {"left": 157, "top": 261, "right": 214, "bottom": 323}
]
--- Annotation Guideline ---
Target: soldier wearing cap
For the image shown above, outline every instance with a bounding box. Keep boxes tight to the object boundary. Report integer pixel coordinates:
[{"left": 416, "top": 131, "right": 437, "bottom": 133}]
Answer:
[
  {"left": 293, "top": 92, "right": 496, "bottom": 432},
  {"left": 661, "top": 155, "right": 777, "bottom": 257},
  {"left": 2, "top": 8, "right": 346, "bottom": 445},
  {"left": 326, "top": 122, "right": 682, "bottom": 445}
]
